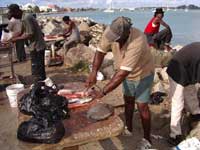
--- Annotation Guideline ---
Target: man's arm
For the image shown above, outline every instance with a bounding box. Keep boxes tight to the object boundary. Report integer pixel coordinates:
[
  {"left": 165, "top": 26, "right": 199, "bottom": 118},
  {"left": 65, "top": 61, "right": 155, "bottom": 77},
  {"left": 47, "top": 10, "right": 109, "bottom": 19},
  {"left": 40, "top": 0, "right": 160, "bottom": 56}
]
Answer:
[
  {"left": 153, "top": 17, "right": 170, "bottom": 29},
  {"left": 102, "top": 70, "right": 130, "bottom": 95},
  {"left": 92, "top": 51, "right": 105, "bottom": 73},
  {"left": 11, "top": 33, "right": 32, "bottom": 42},
  {"left": 160, "top": 19, "right": 171, "bottom": 29},
  {"left": 62, "top": 21, "right": 74, "bottom": 37}
]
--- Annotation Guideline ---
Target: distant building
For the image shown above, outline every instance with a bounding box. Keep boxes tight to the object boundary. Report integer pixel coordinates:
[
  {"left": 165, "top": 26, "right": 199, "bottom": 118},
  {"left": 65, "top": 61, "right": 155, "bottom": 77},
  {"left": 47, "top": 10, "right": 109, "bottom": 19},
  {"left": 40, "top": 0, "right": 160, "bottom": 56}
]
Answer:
[
  {"left": 0, "top": 7, "right": 8, "bottom": 24},
  {"left": 47, "top": 4, "right": 60, "bottom": 12},
  {"left": 39, "top": 6, "right": 51, "bottom": 12},
  {"left": 22, "top": 3, "right": 40, "bottom": 13},
  {"left": 62, "top": 7, "right": 73, "bottom": 12},
  {"left": 22, "top": 3, "right": 36, "bottom": 11}
]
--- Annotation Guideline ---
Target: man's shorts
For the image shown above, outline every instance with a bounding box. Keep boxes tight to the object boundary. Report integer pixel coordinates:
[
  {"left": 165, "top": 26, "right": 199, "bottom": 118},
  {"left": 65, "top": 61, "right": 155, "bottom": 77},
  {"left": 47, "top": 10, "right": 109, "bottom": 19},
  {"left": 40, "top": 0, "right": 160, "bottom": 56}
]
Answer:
[{"left": 122, "top": 74, "right": 154, "bottom": 103}]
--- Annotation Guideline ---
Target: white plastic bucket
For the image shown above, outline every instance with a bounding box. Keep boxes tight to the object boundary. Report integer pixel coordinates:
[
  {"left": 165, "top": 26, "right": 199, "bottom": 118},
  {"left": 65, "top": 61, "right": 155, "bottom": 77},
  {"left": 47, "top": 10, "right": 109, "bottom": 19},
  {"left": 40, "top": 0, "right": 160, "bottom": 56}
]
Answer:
[
  {"left": 45, "top": 50, "right": 51, "bottom": 66},
  {"left": 6, "top": 84, "right": 24, "bottom": 107}
]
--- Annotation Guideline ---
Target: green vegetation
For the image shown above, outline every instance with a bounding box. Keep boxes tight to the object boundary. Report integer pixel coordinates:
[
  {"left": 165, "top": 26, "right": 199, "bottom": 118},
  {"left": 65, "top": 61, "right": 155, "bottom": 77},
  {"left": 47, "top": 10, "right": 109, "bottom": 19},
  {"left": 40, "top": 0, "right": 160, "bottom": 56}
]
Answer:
[{"left": 69, "top": 60, "right": 90, "bottom": 73}]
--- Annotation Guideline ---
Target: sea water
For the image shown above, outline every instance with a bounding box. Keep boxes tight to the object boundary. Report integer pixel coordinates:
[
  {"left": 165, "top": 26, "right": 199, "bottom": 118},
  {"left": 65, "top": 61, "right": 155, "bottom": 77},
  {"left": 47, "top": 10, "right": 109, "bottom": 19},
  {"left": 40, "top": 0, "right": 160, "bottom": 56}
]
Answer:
[{"left": 43, "top": 9, "right": 200, "bottom": 46}]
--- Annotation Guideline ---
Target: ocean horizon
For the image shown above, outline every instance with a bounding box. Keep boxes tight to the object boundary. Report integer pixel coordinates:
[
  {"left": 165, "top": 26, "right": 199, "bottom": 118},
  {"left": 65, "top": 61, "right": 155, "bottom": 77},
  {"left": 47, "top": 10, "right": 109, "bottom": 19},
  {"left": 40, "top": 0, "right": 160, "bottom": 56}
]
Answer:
[{"left": 43, "top": 9, "right": 200, "bottom": 46}]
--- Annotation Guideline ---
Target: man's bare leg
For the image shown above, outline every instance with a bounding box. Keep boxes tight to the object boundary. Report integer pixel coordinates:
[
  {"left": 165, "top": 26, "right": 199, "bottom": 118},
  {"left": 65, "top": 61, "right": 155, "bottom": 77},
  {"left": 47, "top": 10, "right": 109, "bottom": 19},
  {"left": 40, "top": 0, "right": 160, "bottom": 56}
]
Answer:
[
  {"left": 137, "top": 102, "right": 151, "bottom": 143},
  {"left": 124, "top": 95, "right": 135, "bottom": 132}
]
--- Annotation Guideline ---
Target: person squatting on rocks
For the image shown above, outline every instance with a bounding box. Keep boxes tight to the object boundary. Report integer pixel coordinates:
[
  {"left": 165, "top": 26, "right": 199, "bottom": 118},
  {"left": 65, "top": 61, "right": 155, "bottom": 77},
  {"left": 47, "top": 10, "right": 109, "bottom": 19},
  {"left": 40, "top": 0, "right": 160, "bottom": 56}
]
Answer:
[
  {"left": 144, "top": 8, "right": 173, "bottom": 51},
  {"left": 85, "top": 16, "right": 154, "bottom": 147},
  {"left": 166, "top": 42, "right": 200, "bottom": 146},
  {"left": 9, "top": 4, "right": 46, "bottom": 82},
  {"left": 6, "top": 4, "right": 26, "bottom": 62},
  {"left": 61, "top": 16, "right": 80, "bottom": 55}
]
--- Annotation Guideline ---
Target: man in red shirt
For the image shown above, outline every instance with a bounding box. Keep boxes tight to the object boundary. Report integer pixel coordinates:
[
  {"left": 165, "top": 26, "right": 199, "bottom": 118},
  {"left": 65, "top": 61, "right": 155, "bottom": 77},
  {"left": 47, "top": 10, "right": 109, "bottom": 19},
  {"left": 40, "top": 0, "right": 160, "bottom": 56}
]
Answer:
[{"left": 144, "top": 8, "right": 172, "bottom": 51}]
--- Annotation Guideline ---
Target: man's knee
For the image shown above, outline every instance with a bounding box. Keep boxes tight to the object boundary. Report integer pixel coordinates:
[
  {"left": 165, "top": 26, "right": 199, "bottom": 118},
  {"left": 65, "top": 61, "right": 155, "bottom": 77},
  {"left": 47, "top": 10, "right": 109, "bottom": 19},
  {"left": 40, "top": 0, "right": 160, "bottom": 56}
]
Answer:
[
  {"left": 165, "top": 28, "right": 173, "bottom": 37},
  {"left": 137, "top": 103, "right": 149, "bottom": 113}
]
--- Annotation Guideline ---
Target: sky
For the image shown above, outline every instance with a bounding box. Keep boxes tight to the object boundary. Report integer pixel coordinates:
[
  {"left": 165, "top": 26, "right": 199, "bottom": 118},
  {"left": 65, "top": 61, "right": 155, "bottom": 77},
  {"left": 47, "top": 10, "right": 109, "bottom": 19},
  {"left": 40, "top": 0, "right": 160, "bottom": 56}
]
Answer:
[{"left": 1, "top": 0, "right": 200, "bottom": 8}]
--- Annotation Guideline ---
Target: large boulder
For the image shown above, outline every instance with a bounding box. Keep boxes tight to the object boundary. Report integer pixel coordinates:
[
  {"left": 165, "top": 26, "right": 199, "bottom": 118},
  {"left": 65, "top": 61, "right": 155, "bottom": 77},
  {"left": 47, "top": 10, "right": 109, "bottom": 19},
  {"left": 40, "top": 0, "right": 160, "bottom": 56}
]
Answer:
[
  {"left": 80, "top": 31, "right": 92, "bottom": 46},
  {"left": 150, "top": 47, "right": 174, "bottom": 68},
  {"left": 101, "top": 64, "right": 115, "bottom": 79},
  {"left": 188, "top": 122, "right": 200, "bottom": 139},
  {"left": 42, "top": 19, "right": 64, "bottom": 35},
  {"left": 89, "top": 24, "right": 106, "bottom": 48},
  {"left": 78, "top": 21, "right": 90, "bottom": 32},
  {"left": 64, "top": 44, "right": 95, "bottom": 67}
]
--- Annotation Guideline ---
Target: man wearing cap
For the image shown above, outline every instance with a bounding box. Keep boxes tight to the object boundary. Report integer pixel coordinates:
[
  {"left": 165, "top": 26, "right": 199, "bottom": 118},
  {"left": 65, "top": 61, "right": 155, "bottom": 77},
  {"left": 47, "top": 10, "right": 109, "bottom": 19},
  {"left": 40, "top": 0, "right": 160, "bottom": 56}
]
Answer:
[
  {"left": 85, "top": 16, "right": 154, "bottom": 145},
  {"left": 9, "top": 4, "right": 46, "bottom": 82},
  {"left": 144, "top": 8, "right": 173, "bottom": 51}
]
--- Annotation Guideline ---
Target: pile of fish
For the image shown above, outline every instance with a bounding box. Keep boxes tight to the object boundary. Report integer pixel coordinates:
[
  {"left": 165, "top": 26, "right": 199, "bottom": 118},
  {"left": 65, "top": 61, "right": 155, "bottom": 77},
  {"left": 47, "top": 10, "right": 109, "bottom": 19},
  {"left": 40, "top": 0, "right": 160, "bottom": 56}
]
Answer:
[{"left": 58, "top": 89, "right": 93, "bottom": 109}]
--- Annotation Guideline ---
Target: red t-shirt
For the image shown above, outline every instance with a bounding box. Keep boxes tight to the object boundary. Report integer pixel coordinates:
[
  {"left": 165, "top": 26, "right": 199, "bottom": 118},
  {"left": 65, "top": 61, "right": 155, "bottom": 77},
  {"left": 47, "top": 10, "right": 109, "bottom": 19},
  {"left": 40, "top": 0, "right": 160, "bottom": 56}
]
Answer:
[{"left": 144, "top": 17, "right": 160, "bottom": 34}]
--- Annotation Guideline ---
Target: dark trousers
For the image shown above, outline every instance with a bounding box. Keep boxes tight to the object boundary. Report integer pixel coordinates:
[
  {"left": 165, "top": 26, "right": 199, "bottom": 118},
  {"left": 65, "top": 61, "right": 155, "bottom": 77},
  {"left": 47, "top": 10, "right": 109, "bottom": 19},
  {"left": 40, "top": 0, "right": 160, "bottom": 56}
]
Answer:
[
  {"left": 30, "top": 50, "right": 46, "bottom": 82},
  {"left": 146, "top": 28, "right": 172, "bottom": 49},
  {"left": 16, "top": 40, "right": 26, "bottom": 61}
]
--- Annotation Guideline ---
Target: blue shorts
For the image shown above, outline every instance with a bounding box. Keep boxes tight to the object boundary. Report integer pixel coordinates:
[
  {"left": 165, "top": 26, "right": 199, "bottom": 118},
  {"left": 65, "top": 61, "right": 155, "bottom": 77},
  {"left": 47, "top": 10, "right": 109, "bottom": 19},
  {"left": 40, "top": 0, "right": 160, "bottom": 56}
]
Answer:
[{"left": 122, "top": 74, "right": 154, "bottom": 103}]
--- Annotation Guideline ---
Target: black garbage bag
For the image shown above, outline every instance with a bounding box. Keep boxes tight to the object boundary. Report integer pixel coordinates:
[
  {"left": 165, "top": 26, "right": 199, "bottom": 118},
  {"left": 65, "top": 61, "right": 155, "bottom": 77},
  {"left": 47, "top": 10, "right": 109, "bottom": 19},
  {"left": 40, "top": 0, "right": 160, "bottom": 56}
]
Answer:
[
  {"left": 17, "top": 81, "right": 70, "bottom": 144},
  {"left": 18, "top": 82, "right": 47, "bottom": 115},
  {"left": 35, "top": 94, "right": 70, "bottom": 122},
  {"left": 18, "top": 82, "right": 69, "bottom": 120},
  {"left": 149, "top": 92, "right": 167, "bottom": 105},
  {"left": 17, "top": 117, "right": 65, "bottom": 144}
]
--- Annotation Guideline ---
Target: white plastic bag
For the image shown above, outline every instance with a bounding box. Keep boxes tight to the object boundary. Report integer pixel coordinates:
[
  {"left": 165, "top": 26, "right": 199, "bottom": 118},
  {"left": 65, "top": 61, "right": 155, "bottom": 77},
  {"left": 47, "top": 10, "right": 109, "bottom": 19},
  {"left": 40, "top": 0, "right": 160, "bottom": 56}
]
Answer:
[
  {"left": 89, "top": 65, "right": 104, "bottom": 81},
  {"left": 1, "top": 30, "right": 12, "bottom": 42}
]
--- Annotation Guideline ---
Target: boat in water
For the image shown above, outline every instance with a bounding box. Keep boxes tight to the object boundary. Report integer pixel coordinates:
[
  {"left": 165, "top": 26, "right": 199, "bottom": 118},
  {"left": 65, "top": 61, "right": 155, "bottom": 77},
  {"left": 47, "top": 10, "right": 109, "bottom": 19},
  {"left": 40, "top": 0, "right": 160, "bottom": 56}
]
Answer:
[{"left": 104, "top": 0, "right": 114, "bottom": 13}]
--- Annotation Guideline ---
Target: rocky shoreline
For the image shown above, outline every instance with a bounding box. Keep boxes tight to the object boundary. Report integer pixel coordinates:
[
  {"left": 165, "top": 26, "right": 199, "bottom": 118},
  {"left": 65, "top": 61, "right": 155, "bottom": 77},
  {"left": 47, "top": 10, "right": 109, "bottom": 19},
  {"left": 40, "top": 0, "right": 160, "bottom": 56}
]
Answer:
[{"left": 37, "top": 16, "right": 177, "bottom": 78}]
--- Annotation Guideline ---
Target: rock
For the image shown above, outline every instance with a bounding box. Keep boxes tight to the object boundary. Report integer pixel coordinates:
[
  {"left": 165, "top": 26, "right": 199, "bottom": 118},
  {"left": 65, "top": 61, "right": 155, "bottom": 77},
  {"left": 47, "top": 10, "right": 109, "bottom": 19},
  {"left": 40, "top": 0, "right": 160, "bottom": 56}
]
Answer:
[
  {"left": 87, "top": 103, "right": 114, "bottom": 121},
  {"left": 160, "top": 67, "right": 169, "bottom": 81},
  {"left": 100, "top": 52, "right": 114, "bottom": 79},
  {"left": 89, "top": 24, "right": 106, "bottom": 48},
  {"left": 64, "top": 44, "right": 95, "bottom": 67},
  {"left": 78, "top": 21, "right": 90, "bottom": 32},
  {"left": 188, "top": 122, "right": 200, "bottom": 139},
  {"left": 42, "top": 19, "right": 64, "bottom": 35},
  {"left": 150, "top": 47, "right": 174, "bottom": 67},
  {"left": 101, "top": 64, "right": 115, "bottom": 79},
  {"left": 83, "top": 19, "right": 97, "bottom": 27},
  {"left": 80, "top": 31, "right": 92, "bottom": 46},
  {"left": 173, "top": 45, "right": 183, "bottom": 52},
  {"left": 152, "top": 82, "right": 166, "bottom": 93},
  {"left": 154, "top": 68, "right": 163, "bottom": 84},
  {"left": 181, "top": 113, "right": 192, "bottom": 137}
]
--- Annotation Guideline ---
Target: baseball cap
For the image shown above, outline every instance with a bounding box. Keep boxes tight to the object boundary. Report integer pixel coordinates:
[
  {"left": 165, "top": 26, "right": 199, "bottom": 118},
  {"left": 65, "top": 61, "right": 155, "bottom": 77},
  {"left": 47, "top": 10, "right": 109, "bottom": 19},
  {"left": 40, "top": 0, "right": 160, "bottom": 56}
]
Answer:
[{"left": 105, "top": 16, "right": 132, "bottom": 42}]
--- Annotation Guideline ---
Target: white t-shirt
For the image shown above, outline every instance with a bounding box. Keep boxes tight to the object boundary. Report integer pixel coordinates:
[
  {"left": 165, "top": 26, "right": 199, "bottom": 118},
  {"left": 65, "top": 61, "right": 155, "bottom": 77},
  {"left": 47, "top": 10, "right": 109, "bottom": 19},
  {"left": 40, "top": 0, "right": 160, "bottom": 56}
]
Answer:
[{"left": 7, "top": 17, "right": 22, "bottom": 38}]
